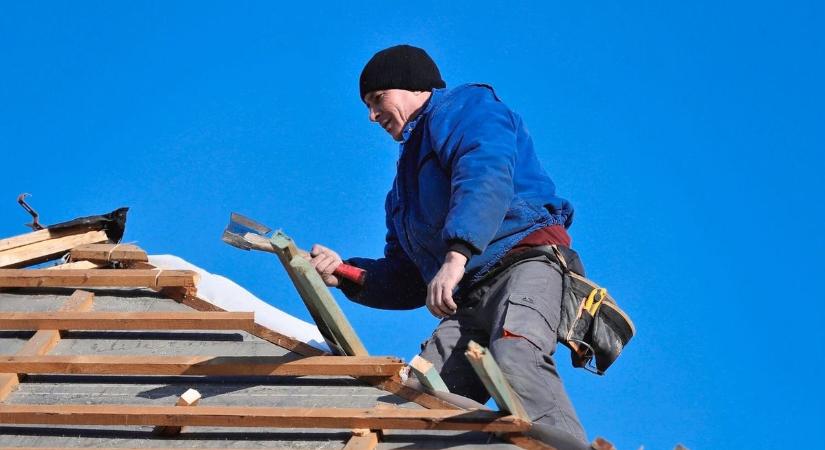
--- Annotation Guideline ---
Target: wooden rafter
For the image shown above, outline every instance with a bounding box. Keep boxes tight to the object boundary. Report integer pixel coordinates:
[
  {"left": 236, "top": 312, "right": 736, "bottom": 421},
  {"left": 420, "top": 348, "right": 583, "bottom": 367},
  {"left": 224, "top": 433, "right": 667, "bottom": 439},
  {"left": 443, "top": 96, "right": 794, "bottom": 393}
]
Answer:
[
  {"left": 0, "top": 290, "right": 94, "bottom": 402},
  {"left": 0, "top": 355, "right": 405, "bottom": 377},
  {"left": 159, "top": 286, "right": 328, "bottom": 357},
  {"left": 0, "top": 311, "right": 254, "bottom": 331},
  {"left": 0, "top": 269, "right": 198, "bottom": 288},
  {"left": 0, "top": 404, "right": 530, "bottom": 432}
]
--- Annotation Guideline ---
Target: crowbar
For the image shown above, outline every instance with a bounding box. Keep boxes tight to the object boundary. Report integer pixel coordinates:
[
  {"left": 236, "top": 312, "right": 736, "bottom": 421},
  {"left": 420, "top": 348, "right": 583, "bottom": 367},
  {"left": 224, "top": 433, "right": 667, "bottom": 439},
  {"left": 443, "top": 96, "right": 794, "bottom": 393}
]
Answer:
[{"left": 222, "top": 212, "right": 366, "bottom": 285}]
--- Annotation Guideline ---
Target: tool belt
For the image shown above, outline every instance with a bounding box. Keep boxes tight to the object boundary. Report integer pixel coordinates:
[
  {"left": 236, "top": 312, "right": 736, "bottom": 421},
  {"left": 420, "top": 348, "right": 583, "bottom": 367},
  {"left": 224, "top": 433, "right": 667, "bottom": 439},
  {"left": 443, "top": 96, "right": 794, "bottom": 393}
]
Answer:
[{"left": 491, "top": 245, "right": 636, "bottom": 375}]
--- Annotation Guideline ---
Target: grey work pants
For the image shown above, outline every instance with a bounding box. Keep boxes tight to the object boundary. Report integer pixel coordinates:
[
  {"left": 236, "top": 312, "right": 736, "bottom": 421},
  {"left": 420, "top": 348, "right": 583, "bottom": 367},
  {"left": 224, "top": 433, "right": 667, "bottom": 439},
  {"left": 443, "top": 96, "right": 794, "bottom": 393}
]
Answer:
[{"left": 419, "top": 257, "right": 587, "bottom": 444}]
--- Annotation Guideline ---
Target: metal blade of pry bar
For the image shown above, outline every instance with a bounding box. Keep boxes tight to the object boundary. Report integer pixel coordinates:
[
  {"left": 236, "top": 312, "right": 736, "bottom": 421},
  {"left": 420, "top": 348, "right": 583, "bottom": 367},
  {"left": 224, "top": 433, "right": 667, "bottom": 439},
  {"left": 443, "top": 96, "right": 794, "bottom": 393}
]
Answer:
[{"left": 222, "top": 212, "right": 273, "bottom": 250}]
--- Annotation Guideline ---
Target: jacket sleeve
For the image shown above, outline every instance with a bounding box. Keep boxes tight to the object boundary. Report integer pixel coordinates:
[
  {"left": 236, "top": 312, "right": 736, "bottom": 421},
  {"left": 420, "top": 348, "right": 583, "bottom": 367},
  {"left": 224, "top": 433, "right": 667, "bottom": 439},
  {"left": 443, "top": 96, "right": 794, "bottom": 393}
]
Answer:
[
  {"left": 338, "top": 203, "right": 427, "bottom": 310},
  {"left": 429, "top": 86, "right": 518, "bottom": 255}
]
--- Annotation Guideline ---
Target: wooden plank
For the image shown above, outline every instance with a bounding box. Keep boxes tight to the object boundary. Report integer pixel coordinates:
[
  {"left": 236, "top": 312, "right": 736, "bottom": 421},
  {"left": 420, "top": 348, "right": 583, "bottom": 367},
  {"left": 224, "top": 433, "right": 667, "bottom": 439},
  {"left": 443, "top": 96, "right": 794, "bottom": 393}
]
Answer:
[
  {"left": 409, "top": 355, "right": 449, "bottom": 393},
  {"left": 0, "top": 355, "right": 405, "bottom": 377},
  {"left": 465, "top": 341, "right": 530, "bottom": 421},
  {"left": 153, "top": 388, "right": 201, "bottom": 436},
  {"left": 0, "top": 269, "right": 198, "bottom": 288},
  {"left": 270, "top": 231, "right": 368, "bottom": 356},
  {"left": 0, "top": 311, "right": 254, "bottom": 331},
  {"left": 0, "top": 290, "right": 95, "bottom": 402},
  {"left": 70, "top": 243, "right": 148, "bottom": 263},
  {"left": 0, "top": 404, "right": 529, "bottom": 432},
  {"left": 0, "top": 229, "right": 109, "bottom": 268},
  {"left": 344, "top": 429, "right": 379, "bottom": 450},
  {"left": 0, "top": 226, "right": 84, "bottom": 252}
]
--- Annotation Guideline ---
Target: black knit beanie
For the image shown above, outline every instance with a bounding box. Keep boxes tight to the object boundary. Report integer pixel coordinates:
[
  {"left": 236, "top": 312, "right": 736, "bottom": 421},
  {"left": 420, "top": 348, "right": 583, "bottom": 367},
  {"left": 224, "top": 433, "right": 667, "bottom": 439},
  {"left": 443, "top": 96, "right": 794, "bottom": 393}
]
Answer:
[{"left": 359, "top": 45, "right": 446, "bottom": 101}]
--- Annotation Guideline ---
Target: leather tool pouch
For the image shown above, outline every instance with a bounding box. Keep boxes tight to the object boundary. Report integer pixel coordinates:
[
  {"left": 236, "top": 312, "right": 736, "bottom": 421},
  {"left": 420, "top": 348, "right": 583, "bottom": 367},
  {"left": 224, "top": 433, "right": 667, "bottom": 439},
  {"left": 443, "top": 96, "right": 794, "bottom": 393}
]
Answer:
[
  {"left": 548, "top": 246, "right": 635, "bottom": 375},
  {"left": 494, "top": 245, "right": 635, "bottom": 375}
]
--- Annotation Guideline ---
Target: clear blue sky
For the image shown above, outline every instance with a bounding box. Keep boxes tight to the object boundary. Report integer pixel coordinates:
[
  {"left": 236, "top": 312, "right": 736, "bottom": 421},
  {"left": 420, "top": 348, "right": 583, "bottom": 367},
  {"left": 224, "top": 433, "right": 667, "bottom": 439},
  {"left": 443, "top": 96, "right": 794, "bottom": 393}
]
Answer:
[{"left": 1, "top": 2, "right": 822, "bottom": 449}]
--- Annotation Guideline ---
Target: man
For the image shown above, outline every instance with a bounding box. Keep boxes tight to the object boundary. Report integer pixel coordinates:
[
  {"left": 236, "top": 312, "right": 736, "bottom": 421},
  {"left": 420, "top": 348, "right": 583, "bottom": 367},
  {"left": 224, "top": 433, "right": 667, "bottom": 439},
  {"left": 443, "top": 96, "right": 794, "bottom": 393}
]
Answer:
[{"left": 308, "top": 45, "right": 587, "bottom": 444}]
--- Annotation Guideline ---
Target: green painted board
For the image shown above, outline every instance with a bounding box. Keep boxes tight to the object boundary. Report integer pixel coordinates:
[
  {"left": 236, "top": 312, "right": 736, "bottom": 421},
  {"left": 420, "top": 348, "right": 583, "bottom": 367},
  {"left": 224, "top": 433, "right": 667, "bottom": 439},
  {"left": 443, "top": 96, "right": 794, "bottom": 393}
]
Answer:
[
  {"left": 409, "top": 355, "right": 449, "bottom": 393},
  {"left": 464, "top": 341, "right": 529, "bottom": 421},
  {"left": 269, "top": 231, "right": 368, "bottom": 357}
]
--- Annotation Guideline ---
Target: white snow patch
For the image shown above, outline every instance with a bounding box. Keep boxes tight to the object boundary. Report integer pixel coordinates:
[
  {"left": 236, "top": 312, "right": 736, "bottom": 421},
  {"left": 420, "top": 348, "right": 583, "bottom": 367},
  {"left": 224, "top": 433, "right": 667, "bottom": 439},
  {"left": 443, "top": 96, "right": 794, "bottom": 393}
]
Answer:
[{"left": 148, "top": 254, "right": 329, "bottom": 352}]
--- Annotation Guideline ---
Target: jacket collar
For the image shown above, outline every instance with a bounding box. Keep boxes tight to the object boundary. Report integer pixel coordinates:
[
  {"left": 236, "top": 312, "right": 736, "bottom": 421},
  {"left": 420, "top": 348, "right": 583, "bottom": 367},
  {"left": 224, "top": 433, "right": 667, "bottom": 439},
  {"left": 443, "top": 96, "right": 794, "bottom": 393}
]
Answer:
[{"left": 400, "top": 88, "right": 445, "bottom": 143}]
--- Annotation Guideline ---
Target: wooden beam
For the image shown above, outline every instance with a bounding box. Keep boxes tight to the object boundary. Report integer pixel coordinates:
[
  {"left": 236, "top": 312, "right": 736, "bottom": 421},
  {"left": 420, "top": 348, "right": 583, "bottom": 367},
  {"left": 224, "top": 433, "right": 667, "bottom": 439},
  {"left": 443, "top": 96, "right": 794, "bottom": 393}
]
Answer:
[
  {"left": 0, "top": 269, "right": 198, "bottom": 288},
  {"left": 0, "top": 355, "right": 405, "bottom": 377},
  {"left": 344, "top": 429, "right": 379, "bottom": 450},
  {"left": 153, "top": 388, "right": 201, "bottom": 436},
  {"left": 69, "top": 243, "right": 148, "bottom": 263},
  {"left": 15, "top": 291, "right": 95, "bottom": 355},
  {"left": 0, "top": 404, "right": 529, "bottom": 432},
  {"left": 366, "top": 375, "right": 465, "bottom": 411},
  {"left": 409, "top": 355, "right": 449, "bottom": 393},
  {"left": 0, "top": 290, "right": 94, "bottom": 402},
  {"left": 0, "top": 229, "right": 109, "bottom": 268},
  {"left": 465, "top": 341, "right": 530, "bottom": 421},
  {"left": 269, "top": 231, "right": 368, "bottom": 356},
  {"left": 0, "top": 311, "right": 254, "bottom": 331}
]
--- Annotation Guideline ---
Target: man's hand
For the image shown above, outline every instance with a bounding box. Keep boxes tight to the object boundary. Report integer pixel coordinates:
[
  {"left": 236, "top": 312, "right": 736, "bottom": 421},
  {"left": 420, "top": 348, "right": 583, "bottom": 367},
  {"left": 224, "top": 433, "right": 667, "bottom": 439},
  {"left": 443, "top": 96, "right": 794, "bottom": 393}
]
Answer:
[
  {"left": 426, "top": 251, "right": 468, "bottom": 319},
  {"left": 307, "top": 244, "right": 343, "bottom": 287}
]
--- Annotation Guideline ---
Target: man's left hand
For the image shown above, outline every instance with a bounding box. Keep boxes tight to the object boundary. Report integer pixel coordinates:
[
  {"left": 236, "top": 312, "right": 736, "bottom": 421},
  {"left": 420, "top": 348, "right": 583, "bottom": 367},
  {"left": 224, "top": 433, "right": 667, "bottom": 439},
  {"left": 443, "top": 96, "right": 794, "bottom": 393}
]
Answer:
[{"left": 426, "top": 251, "right": 468, "bottom": 319}]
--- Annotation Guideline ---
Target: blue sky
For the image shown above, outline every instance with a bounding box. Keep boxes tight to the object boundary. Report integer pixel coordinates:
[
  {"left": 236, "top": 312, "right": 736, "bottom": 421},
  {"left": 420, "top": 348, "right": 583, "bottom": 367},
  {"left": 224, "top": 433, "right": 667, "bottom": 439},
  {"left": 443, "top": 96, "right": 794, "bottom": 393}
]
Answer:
[{"left": 1, "top": 2, "right": 823, "bottom": 449}]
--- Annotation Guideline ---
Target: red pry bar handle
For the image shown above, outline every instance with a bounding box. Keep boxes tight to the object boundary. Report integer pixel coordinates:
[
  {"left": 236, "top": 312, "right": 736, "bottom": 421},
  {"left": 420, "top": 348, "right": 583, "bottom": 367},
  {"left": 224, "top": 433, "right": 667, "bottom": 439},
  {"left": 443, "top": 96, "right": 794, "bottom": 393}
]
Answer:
[{"left": 333, "top": 264, "right": 366, "bottom": 286}]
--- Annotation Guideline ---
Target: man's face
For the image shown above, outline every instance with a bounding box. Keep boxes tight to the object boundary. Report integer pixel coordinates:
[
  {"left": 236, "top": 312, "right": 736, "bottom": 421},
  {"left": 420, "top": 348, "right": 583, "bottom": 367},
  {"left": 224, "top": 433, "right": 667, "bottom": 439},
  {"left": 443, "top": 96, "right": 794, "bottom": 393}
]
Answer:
[{"left": 364, "top": 89, "right": 430, "bottom": 141}]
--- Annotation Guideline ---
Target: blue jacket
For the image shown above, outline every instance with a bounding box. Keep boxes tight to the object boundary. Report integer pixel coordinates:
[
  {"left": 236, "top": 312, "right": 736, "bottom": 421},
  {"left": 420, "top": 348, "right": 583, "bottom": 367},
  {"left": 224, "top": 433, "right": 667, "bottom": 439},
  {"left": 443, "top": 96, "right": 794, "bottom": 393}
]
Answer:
[{"left": 344, "top": 83, "right": 573, "bottom": 309}]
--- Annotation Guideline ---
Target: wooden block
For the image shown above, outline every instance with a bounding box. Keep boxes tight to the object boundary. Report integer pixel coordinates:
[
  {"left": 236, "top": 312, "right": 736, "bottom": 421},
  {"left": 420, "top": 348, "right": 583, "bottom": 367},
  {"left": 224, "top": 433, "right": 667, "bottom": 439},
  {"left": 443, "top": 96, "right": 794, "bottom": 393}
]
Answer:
[
  {"left": 0, "top": 404, "right": 530, "bottom": 432},
  {"left": 70, "top": 243, "right": 148, "bottom": 263},
  {"left": 409, "top": 355, "right": 449, "bottom": 393},
  {"left": 0, "top": 269, "right": 198, "bottom": 288},
  {"left": 0, "top": 311, "right": 254, "bottom": 331},
  {"left": 0, "top": 230, "right": 109, "bottom": 268},
  {"left": 465, "top": 341, "right": 530, "bottom": 421},
  {"left": 344, "top": 430, "right": 379, "bottom": 450},
  {"left": 153, "top": 388, "right": 201, "bottom": 436},
  {"left": 46, "top": 260, "right": 102, "bottom": 270},
  {"left": 0, "top": 355, "right": 405, "bottom": 377}
]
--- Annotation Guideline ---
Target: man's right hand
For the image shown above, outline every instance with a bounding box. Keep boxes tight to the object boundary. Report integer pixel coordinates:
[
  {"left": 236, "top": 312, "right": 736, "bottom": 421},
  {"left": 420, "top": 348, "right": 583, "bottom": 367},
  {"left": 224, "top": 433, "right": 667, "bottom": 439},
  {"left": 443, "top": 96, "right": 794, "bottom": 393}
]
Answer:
[{"left": 307, "top": 244, "right": 343, "bottom": 287}]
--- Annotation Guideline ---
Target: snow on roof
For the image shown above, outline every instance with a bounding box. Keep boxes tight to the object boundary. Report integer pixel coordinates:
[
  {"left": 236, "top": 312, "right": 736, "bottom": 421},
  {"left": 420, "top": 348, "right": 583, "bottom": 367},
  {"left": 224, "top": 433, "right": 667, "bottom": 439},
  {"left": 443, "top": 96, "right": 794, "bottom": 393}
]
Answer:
[{"left": 148, "top": 254, "right": 329, "bottom": 352}]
